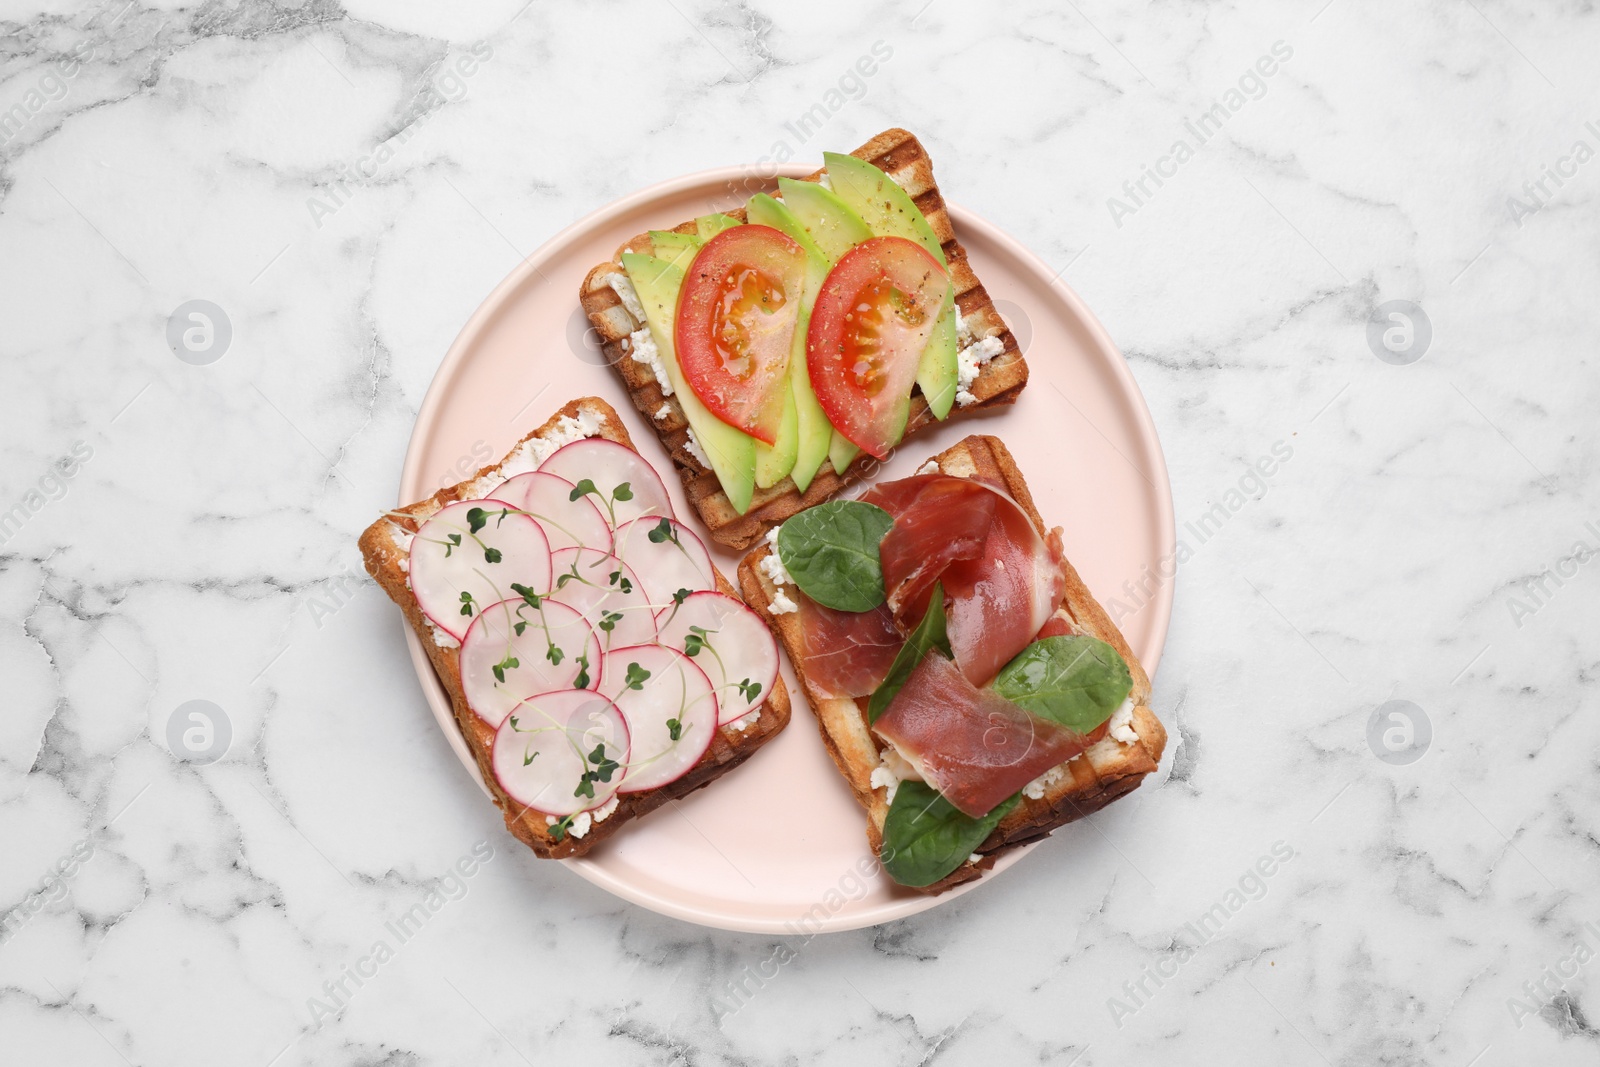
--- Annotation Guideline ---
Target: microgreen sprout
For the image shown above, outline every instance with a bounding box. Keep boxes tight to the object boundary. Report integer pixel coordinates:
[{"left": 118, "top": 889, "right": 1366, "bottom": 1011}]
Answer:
[
  {"left": 654, "top": 587, "right": 694, "bottom": 628},
  {"left": 574, "top": 742, "right": 620, "bottom": 799},
  {"left": 681, "top": 623, "right": 731, "bottom": 681},
  {"left": 623, "top": 661, "right": 651, "bottom": 691},
  {"left": 428, "top": 511, "right": 501, "bottom": 564},
  {"left": 647, "top": 518, "right": 679, "bottom": 547},
  {"left": 555, "top": 562, "right": 584, "bottom": 589},
  {"left": 568, "top": 479, "right": 634, "bottom": 527}
]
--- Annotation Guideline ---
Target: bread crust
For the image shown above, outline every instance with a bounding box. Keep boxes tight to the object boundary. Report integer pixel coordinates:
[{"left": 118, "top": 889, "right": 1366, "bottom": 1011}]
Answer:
[
  {"left": 737, "top": 435, "right": 1165, "bottom": 894},
  {"left": 358, "top": 396, "right": 790, "bottom": 859},
  {"left": 579, "top": 127, "right": 1028, "bottom": 551}
]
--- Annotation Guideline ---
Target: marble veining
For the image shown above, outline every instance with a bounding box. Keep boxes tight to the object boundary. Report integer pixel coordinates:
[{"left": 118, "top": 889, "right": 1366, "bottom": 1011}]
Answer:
[{"left": 2, "top": 0, "right": 1598, "bottom": 1063}]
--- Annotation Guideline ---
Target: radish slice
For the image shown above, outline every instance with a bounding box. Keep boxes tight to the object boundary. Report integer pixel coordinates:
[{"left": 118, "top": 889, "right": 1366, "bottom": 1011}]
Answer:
[
  {"left": 492, "top": 471, "right": 612, "bottom": 553},
  {"left": 410, "top": 500, "right": 552, "bottom": 642},
  {"left": 460, "top": 598, "right": 602, "bottom": 728},
  {"left": 655, "top": 591, "right": 778, "bottom": 725},
  {"left": 492, "top": 689, "right": 630, "bottom": 817},
  {"left": 600, "top": 644, "right": 717, "bottom": 793},
  {"left": 538, "top": 438, "right": 675, "bottom": 529},
  {"left": 544, "top": 547, "right": 658, "bottom": 649},
  {"left": 611, "top": 517, "right": 716, "bottom": 607}
]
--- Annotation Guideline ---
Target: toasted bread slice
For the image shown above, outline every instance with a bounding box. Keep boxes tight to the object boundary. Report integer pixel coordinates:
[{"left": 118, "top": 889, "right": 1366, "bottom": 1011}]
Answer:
[
  {"left": 359, "top": 397, "right": 790, "bottom": 859},
  {"left": 579, "top": 128, "right": 1028, "bottom": 552},
  {"left": 737, "top": 435, "right": 1165, "bottom": 894}
]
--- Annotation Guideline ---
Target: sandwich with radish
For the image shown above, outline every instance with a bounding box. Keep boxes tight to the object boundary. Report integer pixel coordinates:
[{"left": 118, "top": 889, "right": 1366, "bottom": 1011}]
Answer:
[
  {"left": 580, "top": 128, "right": 1027, "bottom": 551},
  {"left": 359, "top": 397, "right": 788, "bottom": 858}
]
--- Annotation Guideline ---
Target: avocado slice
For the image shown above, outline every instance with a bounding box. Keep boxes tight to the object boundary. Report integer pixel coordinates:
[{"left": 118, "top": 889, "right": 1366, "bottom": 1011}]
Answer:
[
  {"left": 918, "top": 295, "right": 959, "bottom": 418},
  {"left": 828, "top": 430, "right": 860, "bottom": 475},
  {"left": 754, "top": 386, "right": 799, "bottom": 490},
  {"left": 747, "top": 191, "right": 828, "bottom": 265},
  {"left": 746, "top": 193, "right": 833, "bottom": 492},
  {"left": 648, "top": 230, "right": 702, "bottom": 260},
  {"left": 695, "top": 213, "right": 742, "bottom": 240},
  {"left": 823, "top": 153, "right": 960, "bottom": 421},
  {"left": 620, "top": 252, "right": 757, "bottom": 514},
  {"left": 776, "top": 178, "right": 873, "bottom": 263},
  {"left": 821, "top": 153, "right": 944, "bottom": 264}
]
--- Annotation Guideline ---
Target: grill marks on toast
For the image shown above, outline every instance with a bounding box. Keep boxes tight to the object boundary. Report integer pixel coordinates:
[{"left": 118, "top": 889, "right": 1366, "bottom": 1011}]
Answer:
[
  {"left": 579, "top": 128, "right": 1028, "bottom": 552},
  {"left": 358, "top": 397, "right": 791, "bottom": 860},
  {"left": 737, "top": 434, "right": 1165, "bottom": 895}
]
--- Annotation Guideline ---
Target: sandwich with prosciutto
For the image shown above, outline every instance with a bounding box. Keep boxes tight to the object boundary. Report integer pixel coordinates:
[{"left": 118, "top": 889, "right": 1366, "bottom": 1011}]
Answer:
[{"left": 737, "top": 434, "right": 1165, "bottom": 893}]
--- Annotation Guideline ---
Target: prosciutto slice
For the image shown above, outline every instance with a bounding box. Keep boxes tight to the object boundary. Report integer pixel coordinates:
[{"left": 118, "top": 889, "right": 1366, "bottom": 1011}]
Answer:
[
  {"left": 796, "top": 595, "right": 902, "bottom": 699},
  {"left": 1034, "top": 612, "right": 1078, "bottom": 640},
  {"left": 868, "top": 475, "right": 1065, "bottom": 686},
  {"left": 941, "top": 504, "right": 1067, "bottom": 685},
  {"left": 873, "top": 652, "right": 1089, "bottom": 817},
  {"left": 861, "top": 476, "right": 996, "bottom": 623}
]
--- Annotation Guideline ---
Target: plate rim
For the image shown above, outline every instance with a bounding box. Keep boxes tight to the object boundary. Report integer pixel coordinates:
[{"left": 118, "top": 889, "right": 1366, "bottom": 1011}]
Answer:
[{"left": 398, "top": 162, "right": 1175, "bottom": 934}]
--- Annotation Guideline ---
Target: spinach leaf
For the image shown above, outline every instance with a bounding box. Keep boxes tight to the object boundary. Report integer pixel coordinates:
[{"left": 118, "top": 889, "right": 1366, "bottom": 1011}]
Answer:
[
  {"left": 879, "top": 781, "right": 1019, "bottom": 888},
  {"left": 866, "top": 582, "right": 950, "bottom": 724},
  {"left": 775, "top": 499, "right": 894, "bottom": 612},
  {"left": 992, "top": 635, "right": 1132, "bottom": 733}
]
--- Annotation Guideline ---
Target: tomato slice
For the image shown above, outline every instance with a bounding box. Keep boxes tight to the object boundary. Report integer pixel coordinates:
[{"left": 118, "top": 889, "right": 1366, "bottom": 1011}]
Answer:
[
  {"left": 806, "top": 236, "right": 950, "bottom": 459},
  {"left": 675, "top": 225, "right": 807, "bottom": 444}
]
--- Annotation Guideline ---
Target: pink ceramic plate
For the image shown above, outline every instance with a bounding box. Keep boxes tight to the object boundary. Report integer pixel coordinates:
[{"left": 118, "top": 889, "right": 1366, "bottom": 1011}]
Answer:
[{"left": 400, "top": 164, "right": 1174, "bottom": 933}]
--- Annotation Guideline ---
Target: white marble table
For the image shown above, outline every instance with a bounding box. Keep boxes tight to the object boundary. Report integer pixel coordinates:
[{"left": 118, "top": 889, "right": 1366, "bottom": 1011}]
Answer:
[{"left": 3, "top": 1, "right": 1598, "bottom": 1062}]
